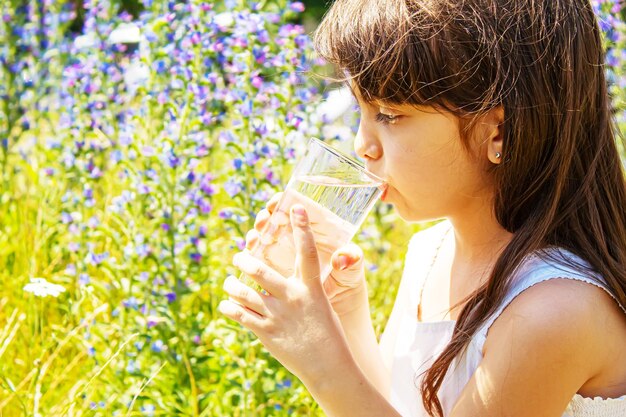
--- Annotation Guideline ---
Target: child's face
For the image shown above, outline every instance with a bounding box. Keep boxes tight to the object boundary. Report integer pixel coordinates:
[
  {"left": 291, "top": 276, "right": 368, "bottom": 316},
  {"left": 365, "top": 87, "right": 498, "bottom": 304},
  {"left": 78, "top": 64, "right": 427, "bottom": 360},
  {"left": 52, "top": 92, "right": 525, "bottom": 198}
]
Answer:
[{"left": 354, "top": 99, "right": 496, "bottom": 223}]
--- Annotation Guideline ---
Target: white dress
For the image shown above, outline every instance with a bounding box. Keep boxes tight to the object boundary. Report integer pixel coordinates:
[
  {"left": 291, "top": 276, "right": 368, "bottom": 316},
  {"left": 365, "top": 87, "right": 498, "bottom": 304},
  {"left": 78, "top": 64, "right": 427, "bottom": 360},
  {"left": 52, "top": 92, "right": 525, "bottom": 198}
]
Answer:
[{"left": 381, "top": 221, "right": 626, "bottom": 417}]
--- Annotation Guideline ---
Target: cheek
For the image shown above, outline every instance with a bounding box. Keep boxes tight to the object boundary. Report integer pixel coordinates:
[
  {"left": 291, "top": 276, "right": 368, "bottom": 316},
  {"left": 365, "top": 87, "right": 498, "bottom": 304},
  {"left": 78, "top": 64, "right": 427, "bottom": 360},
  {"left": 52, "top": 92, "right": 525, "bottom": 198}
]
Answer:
[{"left": 389, "top": 146, "right": 456, "bottom": 186}]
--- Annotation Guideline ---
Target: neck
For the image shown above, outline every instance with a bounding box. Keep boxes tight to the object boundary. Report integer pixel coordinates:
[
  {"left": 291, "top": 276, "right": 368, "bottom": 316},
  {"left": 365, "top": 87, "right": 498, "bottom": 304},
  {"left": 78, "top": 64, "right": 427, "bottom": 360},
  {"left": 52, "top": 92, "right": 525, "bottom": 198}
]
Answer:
[{"left": 447, "top": 199, "right": 513, "bottom": 267}]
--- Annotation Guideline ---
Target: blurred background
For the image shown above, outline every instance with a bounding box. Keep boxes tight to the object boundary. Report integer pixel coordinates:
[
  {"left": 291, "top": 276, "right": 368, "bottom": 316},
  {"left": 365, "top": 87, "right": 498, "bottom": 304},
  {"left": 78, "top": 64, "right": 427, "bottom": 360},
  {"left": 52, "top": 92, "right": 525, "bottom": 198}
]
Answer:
[{"left": 0, "top": 1, "right": 624, "bottom": 416}]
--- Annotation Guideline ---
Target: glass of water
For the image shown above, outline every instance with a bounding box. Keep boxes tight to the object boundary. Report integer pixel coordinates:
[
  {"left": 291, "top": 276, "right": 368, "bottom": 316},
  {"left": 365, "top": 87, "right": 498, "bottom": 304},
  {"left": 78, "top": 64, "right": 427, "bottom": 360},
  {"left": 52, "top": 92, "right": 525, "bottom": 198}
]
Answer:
[{"left": 243, "top": 137, "right": 384, "bottom": 287}]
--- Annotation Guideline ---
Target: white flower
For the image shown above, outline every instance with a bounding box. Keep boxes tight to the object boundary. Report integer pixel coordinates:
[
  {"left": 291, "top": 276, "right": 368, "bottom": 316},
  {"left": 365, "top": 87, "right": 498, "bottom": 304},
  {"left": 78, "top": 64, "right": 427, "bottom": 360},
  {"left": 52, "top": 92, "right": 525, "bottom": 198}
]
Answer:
[
  {"left": 124, "top": 60, "right": 150, "bottom": 94},
  {"left": 23, "top": 278, "right": 66, "bottom": 298},
  {"left": 214, "top": 12, "right": 235, "bottom": 28},
  {"left": 109, "top": 22, "right": 141, "bottom": 44},
  {"left": 74, "top": 32, "right": 97, "bottom": 50},
  {"left": 315, "top": 86, "right": 354, "bottom": 123}
]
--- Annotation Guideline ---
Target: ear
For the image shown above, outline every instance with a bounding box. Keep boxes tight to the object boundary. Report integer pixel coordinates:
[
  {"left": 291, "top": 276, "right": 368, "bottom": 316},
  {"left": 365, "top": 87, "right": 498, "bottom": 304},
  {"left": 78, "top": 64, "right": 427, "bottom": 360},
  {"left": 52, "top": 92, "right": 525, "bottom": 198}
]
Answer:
[{"left": 484, "top": 106, "right": 505, "bottom": 165}]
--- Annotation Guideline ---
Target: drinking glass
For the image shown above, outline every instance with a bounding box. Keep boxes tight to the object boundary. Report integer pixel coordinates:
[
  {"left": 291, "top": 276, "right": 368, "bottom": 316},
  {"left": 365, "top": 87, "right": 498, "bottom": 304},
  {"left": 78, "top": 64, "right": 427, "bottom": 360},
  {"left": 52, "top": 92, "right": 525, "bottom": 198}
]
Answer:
[{"left": 242, "top": 137, "right": 384, "bottom": 289}]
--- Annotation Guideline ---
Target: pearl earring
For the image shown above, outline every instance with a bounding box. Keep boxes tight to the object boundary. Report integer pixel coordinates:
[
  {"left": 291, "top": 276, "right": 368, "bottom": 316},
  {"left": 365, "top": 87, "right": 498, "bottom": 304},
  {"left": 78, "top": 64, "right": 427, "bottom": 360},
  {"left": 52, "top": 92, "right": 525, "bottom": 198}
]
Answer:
[{"left": 495, "top": 152, "right": 502, "bottom": 159}]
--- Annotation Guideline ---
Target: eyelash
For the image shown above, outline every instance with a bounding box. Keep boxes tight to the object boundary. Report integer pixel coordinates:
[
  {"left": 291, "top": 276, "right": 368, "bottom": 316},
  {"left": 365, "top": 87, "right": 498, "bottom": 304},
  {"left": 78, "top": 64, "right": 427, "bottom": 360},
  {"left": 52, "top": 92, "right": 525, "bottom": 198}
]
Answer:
[{"left": 375, "top": 113, "right": 399, "bottom": 125}]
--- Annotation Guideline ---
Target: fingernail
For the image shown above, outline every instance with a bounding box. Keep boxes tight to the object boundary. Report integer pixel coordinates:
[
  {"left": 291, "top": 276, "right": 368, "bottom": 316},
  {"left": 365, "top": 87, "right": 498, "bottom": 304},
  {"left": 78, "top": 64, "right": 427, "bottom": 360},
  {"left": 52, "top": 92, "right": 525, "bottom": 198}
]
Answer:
[
  {"left": 292, "top": 205, "right": 306, "bottom": 217},
  {"left": 338, "top": 255, "right": 349, "bottom": 270},
  {"left": 291, "top": 205, "right": 307, "bottom": 225}
]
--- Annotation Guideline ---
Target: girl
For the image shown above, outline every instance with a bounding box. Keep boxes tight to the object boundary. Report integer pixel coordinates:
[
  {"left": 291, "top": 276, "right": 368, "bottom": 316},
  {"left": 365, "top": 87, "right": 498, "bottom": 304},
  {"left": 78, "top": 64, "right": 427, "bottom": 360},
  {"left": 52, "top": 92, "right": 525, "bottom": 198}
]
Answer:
[{"left": 219, "top": 0, "right": 626, "bottom": 415}]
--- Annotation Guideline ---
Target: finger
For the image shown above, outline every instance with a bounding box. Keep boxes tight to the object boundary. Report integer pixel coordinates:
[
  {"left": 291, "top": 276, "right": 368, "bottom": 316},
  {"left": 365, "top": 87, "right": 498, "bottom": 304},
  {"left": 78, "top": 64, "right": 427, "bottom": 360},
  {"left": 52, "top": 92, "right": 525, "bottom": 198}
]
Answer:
[
  {"left": 266, "top": 192, "right": 283, "bottom": 213},
  {"left": 329, "top": 243, "right": 365, "bottom": 288},
  {"left": 253, "top": 209, "right": 271, "bottom": 232},
  {"left": 330, "top": 243, "right": 363, "bottom": 272},
  {"left": 245, "top": 229, "right": 259, "bottom": 251},
  {"left": 290, "top": 205, "right": 321, "bottom": 286},
  {"left": 223, "top": 275, "right": 270, "bottom": 317},
  {"left": 233, "top": 251, "right": 287, "bottom": 299},
  {"left": 218, "top": 299, "right": 266, "bottom": 331}
]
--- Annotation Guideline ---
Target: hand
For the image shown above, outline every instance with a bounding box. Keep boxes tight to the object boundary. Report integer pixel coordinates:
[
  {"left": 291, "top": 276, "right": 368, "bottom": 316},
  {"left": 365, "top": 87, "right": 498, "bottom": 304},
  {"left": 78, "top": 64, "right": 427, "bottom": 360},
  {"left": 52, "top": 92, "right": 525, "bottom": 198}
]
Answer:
[
  {"left": 220, "top": 205, "right": 351, "bottom": 385},
  {"left": 245, "top": 193, "right": 369, "bottom": 316}
]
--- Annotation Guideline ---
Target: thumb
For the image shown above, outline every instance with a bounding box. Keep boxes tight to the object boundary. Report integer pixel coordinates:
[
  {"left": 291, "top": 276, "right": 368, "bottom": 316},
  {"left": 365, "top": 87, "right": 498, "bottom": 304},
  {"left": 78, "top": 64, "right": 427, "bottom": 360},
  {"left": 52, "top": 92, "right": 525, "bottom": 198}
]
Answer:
[
  {"left": 330, "top": 243, "right": 365, "bottom": 287},
  {"left": 290, "top": 204, "right": 322, "bottom": 287}
]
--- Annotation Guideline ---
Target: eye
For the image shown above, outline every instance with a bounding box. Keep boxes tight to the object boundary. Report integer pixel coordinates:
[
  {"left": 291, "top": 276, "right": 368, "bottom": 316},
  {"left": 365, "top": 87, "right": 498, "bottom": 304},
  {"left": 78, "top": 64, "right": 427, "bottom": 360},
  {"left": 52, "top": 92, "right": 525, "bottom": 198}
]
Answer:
[{"left": 375, "top": 112, "right": 400, "bottom": 125}]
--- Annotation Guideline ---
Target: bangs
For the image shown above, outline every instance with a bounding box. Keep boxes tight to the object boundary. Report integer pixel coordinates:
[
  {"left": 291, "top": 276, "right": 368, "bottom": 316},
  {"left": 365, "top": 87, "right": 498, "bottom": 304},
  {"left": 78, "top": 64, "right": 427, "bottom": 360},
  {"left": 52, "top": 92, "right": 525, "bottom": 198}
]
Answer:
[{"left": 313, "top": 0, "right": 497, "bottom": 113}]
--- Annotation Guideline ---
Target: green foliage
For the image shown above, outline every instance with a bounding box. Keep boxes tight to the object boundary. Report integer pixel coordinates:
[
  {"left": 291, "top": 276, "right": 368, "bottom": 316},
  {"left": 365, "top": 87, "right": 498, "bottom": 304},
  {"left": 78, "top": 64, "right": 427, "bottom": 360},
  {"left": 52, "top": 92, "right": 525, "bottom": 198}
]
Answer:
[
  {"left": 0, "top": 1, "right": 624, "bottom": 416},
  {"left": 0, "top": 1, "right": 414, "bottom": 415}
]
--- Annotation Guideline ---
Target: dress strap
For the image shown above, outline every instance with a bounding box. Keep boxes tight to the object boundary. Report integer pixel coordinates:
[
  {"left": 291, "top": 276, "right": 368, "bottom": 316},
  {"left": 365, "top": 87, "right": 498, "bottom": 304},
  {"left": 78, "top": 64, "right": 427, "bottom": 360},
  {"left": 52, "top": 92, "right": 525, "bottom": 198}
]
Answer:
[
  {"left": 416, "top": 224, "right": 452, "bottom": 322},
  {"left": 474, "top": 248, "right": 626, "bottom": 348}
]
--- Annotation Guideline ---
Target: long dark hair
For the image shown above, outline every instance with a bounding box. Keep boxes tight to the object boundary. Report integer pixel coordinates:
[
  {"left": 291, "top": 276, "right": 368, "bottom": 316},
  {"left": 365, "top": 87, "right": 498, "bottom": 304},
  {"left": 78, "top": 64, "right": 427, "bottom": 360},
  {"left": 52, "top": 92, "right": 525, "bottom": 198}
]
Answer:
[{"left": 314, "top": 0, "right": 626, "bottom": 415}]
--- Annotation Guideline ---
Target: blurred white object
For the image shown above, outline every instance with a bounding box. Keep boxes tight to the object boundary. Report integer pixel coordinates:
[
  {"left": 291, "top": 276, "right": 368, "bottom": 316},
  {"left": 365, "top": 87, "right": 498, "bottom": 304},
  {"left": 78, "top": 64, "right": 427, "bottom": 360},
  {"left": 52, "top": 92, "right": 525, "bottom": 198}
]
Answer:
[
  {"left": 23, "top": 278, "right": 66, "bottom": 298},
  {"left": 124, "top": 60, "right": 150, "bottom": 94},
  {"left": 321, "top": 125, "right": 354, "bottom": 142},
  {"left": 214, "top": 12, "right": 235, "bottom": 28},
  {"left": 109, "top": 22, "right": 141, "bottom": 44},
  {"left": 74, "top": 32, "right": 97, "bottom": 50},
  {"left": 316, "top": 86, "right": 354, "bottom": 123}
]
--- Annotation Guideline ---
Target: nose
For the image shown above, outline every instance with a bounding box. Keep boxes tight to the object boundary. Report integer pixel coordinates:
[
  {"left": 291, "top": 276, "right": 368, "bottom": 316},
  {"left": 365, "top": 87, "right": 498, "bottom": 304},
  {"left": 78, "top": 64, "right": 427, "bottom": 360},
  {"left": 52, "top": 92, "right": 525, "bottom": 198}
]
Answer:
[{"left": 354, "top": 121, "right": 382, "bottom": 161}]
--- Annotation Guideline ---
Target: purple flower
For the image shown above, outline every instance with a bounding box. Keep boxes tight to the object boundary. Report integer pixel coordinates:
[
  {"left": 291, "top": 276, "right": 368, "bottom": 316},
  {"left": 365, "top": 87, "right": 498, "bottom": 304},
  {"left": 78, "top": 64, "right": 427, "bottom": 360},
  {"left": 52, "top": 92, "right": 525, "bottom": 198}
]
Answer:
[
  {"left": 168, "top": 153, "right": 180, "bottom": 168},
  {"left": 165, "top": 292, "right": 176, "bottom": 303},
  {"left": 252, "top": 190, "right": 270, "bottom": 202},
  {"left": 65, "top": 264, "right": 77, "bottom": 276},
  {"left": 224, "top": 178, "right": 243, "bottom": 197},
  {"left": 263, "top": 167, "right": 281, "bottom": 185},
  {"left": 85, "top": 252, "right": 109, "bottom": 266},
  {"left": 289, "top": 2, "right": 305, "bottom": 13},
  {"left": 136, "top": 244, "right": 150, "bottom": 258},
  {"left": 611, "top": 3, "right": 623, "bottom": 14},
  {"left": 219, "top": 210, "right": 233, "bottom": 219},
  {"left": 79, "top": 274, "right": 91, "bottom": 285},
  {"left": 198, "top": 198, "right": 212, "bottom": 214},
  {"left": 278, "top": 379, "right": 292, "bottom": 388},
  {"left": 239, "top": 100, "right": 253, "bottom": 116},
  {"left": 251, "top": 75, "right": 263, "bottom": 89},
  {"left": 202, "top": 182, "right": 216, "bottom": 195},
  {"left": 61, "top": 212, "right": 73, "bottom": 224},
  {"left": 257, "top": 30, "right": 270, "bottom": 44},
  {"left": 244, "top": 152, "right": 259, "bottom": 166},
  {"left": 295, "top": 34, "right": 308, "bottom": 48},
  {"left": 123, "top": 297, "right": 139, "bottom": 310},
  {"left": 137, "top": 183, "right": 151, "bottom": 194},
  {"left": 151, "top": 339, "right": 164, "bottom": 353}
]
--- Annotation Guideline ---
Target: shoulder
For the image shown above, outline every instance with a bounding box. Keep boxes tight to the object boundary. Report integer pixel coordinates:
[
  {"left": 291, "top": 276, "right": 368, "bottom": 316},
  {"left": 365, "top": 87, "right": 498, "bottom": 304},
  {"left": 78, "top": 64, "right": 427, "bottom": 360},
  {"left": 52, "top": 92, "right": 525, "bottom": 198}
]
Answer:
[
  {"left": 484, "top": 277, "right": 625, "bottom": 384},
  {"left": 452, "top": 277, "right": 626, "bottom": 415}
]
